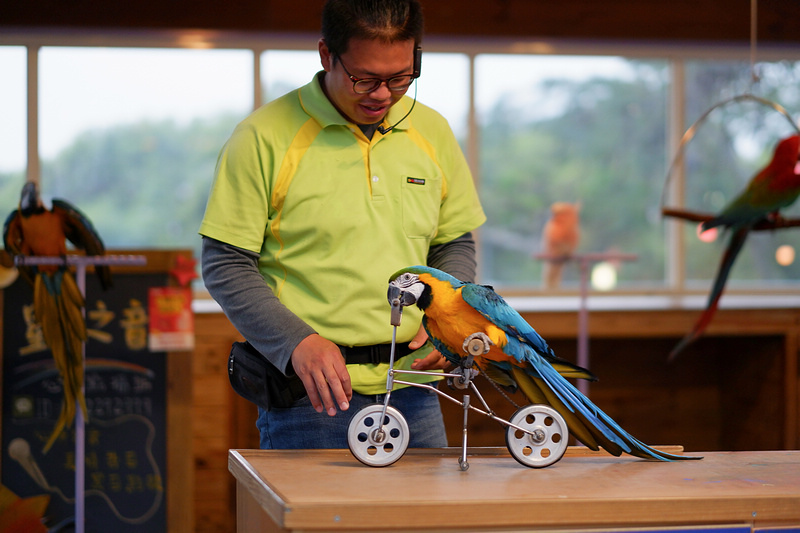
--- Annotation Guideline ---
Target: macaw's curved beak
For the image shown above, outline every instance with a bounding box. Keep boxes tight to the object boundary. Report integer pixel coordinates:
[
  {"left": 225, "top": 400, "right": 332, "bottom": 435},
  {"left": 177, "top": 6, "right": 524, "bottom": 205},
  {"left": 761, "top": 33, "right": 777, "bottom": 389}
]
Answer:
[
  {"left": 19, "top": 182, "right": 41, "bottom": 215},
  {"left": 387, "top": 283, "right": 417, "bottom": 326},
  {"left": 387, "top": 283, "right": 418, "bottom": 307}
]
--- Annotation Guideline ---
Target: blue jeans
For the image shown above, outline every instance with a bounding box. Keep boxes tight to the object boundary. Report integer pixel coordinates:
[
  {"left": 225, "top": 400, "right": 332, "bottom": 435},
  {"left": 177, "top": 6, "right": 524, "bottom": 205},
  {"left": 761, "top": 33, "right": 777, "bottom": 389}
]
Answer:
[{"left": 256, "top": 385, "right": 448, "bottom": 449}]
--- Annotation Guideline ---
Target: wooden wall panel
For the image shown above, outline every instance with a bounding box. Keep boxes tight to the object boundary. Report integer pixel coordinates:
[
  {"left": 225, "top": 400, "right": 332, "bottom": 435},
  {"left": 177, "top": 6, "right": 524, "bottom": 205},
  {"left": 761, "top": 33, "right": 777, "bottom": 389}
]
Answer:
[
  {"left": 192, "top": 313, "right": 244, "bottom": 533},
  {"left": 438, "top": 335, "right": 788, "bottom": 453},
  {"left": 190, "top": 308, "right": 799, "bottom": 533}
]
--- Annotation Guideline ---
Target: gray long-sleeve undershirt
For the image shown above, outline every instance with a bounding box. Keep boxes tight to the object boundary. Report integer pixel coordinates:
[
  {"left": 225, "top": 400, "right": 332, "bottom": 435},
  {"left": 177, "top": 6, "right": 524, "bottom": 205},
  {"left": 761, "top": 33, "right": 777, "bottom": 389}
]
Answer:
[{"left": 201, "top": 233, "right": 477, "bottom": 375}]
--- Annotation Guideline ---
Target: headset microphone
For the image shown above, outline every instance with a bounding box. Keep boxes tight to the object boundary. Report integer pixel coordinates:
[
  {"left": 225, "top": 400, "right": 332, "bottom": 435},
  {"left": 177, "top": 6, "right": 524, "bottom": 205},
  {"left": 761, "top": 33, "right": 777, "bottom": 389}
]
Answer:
[
  {"left": 377, "top": 84, "right": 418, "bottom": 135},
  {"left": 377, "top": 47, "right": 422, "bottom": 136}
]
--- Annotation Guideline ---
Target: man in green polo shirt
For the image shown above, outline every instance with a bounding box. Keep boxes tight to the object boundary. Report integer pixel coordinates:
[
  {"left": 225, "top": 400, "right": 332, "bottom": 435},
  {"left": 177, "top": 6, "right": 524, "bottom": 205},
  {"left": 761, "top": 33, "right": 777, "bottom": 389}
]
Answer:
[{"left": 200, "top": 0, "right": 485, "bottom": 449}]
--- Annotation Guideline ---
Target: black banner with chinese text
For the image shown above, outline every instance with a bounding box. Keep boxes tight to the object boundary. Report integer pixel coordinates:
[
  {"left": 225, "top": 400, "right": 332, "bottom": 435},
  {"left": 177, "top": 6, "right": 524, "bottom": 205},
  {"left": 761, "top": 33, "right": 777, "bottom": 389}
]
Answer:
[{"left": 2, "top": 272, "right": 167, "bottom": 533}]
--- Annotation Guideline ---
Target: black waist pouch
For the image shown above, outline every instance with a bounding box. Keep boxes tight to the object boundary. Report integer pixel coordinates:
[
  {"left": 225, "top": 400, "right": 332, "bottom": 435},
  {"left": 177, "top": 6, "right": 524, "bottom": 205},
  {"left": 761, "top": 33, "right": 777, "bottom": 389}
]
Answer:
[{"left": 227, "top": 341, "right": 307, "bottom": 410}]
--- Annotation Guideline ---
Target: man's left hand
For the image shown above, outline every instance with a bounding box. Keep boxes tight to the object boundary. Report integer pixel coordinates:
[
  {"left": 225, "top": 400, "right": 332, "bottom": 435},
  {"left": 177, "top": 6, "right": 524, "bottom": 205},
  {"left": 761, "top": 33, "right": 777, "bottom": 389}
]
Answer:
[{"left": 408, "top": 324, "right": 450, "bottom": 370}]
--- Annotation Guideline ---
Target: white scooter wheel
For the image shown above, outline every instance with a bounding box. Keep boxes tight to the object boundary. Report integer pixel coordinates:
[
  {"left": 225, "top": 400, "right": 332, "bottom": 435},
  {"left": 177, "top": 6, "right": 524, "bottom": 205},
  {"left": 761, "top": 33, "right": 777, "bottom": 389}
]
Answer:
[
  {"left": 347, "top": 404, "right": 410, "bottom": 467},
  {"left": 506, "top": 404, "right": 569, "bottom": 468}
]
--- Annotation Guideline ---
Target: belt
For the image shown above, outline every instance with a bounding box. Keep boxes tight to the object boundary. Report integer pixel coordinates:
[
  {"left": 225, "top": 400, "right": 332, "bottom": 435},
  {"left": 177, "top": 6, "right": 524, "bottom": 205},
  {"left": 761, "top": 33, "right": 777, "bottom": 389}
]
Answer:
[{"left": 338, "top": 343, "right": 415, "bottom": 365}]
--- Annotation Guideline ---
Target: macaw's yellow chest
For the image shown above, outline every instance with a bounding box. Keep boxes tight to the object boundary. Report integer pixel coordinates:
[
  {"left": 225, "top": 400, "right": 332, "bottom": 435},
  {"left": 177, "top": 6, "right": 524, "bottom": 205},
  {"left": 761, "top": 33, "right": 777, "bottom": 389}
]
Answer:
[{"left": 419, "top": 276, "right": 508, "bottom": 361}]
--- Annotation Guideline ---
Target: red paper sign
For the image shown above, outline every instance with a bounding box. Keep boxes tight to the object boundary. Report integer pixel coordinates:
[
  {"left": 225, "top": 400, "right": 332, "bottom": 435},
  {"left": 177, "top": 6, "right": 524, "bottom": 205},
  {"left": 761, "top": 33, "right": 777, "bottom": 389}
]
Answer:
[{"left": 148, "top": 287, "right": 194, "bottom": 351}]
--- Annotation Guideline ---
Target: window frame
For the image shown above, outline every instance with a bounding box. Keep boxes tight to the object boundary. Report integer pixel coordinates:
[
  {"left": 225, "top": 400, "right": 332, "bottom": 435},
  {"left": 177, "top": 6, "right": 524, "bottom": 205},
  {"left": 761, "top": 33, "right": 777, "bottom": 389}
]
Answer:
[{"left": 3, "top": 28, "right": 800, "bottom": 307}]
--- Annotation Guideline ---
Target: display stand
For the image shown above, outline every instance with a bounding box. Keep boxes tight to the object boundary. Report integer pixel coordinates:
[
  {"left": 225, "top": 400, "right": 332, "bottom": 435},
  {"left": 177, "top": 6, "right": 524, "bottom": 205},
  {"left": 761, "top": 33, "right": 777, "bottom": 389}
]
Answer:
[
  {"left": 536, "top": 252, "right": 637, "bottom": 394},
  {"left": 13, "top": 254, "right": 147, "bottom": 533}
]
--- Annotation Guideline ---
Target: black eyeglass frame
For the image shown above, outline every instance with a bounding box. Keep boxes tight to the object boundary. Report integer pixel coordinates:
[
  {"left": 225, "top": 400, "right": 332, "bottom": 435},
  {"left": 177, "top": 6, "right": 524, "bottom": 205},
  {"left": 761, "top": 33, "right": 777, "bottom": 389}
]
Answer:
[{"left": 336, "top": 56, "right": 418, "bottom": 94}]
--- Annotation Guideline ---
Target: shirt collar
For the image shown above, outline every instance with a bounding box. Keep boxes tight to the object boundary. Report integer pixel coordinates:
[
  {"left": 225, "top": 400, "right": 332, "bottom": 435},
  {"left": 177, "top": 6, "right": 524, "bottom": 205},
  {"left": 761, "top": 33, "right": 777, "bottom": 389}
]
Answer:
[{"left": 299, "top": 71, "right": 414, "bottom": 133}]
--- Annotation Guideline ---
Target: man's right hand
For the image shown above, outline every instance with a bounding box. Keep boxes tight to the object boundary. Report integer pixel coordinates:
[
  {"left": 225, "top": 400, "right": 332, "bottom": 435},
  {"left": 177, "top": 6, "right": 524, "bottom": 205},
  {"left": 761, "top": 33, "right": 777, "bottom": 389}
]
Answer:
[{"left": 291, "top": 334, "right": 353, "bottom": 416}]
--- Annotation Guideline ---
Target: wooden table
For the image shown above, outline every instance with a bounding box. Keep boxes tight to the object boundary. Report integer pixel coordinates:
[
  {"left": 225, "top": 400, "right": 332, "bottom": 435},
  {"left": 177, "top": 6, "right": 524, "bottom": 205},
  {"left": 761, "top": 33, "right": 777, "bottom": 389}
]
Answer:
[{"left": 228, "top": 447, "right": 800, "bottom": 532}]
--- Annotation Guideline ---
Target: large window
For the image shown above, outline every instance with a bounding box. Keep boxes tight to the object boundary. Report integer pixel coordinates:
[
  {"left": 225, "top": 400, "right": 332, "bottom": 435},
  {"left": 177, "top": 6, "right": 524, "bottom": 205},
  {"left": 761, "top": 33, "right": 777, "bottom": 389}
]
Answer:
[
  {"left": 2, "top": 32, "right": 799, "bottom": 298},
  {"left": 681, "top": 60, "right": 800, "bottom": 289},
  {"left": 413, "top": 52, "right": 471, "bottom": 142},
  {"left": 261, "top": 50, "right": 321, "bottom": 103},
  {"left": 476, "top": 55, "right": 669, "bottom": 289},
  {"left": 4, "top": 46, "right": 253, "bottom": 254},
  {"left": 0, "top": 46, "right": 26, "bottom": 198}
]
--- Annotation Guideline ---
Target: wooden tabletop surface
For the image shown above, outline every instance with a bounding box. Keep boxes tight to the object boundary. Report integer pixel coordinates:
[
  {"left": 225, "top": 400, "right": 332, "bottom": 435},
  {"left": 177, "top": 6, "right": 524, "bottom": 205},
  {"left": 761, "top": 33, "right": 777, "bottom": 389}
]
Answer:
[{"left": 229, "top": 447, "right": 800, "bottom": 531}]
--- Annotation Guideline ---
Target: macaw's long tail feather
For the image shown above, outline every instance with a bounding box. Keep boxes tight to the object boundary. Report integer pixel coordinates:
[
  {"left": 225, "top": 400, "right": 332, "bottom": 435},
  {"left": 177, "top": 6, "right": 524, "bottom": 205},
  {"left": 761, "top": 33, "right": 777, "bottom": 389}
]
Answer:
[
  {"left": 480, "top": 355, "right": 597, "bottom": 398},
  {"left": 511, "top": 361, "right": 702, "bottom": 461},
  {"left": 668, "top": 226, "right": 750, "bottom": 361},
  {"left": 35, "top": 273, "right": 69, "bottom": 453},
  {"left": 60, "top": 271, "right": 89, "bottom": 420},
  {"left": 544, "top": 354, "right": 598, "bottom": 382},
  {"left": 35, "top": 270, "right": 88, "bottom": 454}
]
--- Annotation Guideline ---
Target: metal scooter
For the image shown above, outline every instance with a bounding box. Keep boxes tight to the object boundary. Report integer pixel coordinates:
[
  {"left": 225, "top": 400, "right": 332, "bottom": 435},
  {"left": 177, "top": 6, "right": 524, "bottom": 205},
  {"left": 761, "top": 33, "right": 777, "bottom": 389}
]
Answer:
[{"left": 346, "top": 295, "right": 569, "bottom": 470}]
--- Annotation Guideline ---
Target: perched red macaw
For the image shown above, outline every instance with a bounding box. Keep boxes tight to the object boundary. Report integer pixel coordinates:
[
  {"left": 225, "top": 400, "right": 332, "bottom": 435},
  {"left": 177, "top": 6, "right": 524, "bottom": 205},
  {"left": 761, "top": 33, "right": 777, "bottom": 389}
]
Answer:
[
  {"left": 670, "top": 134, "right": 800, "bottom": 359},
  {"left": 389, "top": 265, "right": 701, "bottom": 461},
  {"left": 3, "top": 181, "right": 112, "bottom": 453}
]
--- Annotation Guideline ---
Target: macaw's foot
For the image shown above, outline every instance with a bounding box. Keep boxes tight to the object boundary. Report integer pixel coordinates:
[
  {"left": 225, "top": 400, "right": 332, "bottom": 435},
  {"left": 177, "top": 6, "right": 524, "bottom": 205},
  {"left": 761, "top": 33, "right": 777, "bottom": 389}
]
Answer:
[{"left": 462, "top": 332, "right": 493, "bottom": 356}]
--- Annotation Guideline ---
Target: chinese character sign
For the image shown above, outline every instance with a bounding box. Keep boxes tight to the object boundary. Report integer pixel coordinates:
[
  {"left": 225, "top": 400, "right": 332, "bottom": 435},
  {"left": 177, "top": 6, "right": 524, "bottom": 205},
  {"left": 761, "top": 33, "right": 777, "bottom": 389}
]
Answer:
[{"left": 2, "top": 273, "right": 169, "bottom": 533}]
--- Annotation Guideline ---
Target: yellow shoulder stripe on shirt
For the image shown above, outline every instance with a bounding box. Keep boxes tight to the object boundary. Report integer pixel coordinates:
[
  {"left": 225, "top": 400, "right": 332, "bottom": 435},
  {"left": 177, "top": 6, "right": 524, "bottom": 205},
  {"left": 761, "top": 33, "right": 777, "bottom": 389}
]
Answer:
[
  {"left": 272, "top": 118, "right": 323, "bottom": 212},
  {"left": 270, "top": 118, "right": 323, "bottom": 296}
]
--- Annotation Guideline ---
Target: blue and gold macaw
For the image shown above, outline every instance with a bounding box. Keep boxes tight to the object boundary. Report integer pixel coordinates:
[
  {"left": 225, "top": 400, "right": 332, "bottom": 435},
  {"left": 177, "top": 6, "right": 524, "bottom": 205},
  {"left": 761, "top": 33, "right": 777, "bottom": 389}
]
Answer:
[
  {"left": 388, "top": 265, "right": 701, "bottom": 461},
  {"left": 3, "top": 181, "right": 112, "bottom": 453}
]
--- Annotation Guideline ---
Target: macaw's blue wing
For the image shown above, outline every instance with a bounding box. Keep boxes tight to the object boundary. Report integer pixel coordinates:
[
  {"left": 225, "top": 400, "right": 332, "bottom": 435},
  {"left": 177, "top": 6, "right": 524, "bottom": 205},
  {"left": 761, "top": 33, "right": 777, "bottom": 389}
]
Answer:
[
  {"left": 52, "top": 198, "right": 112, "bottom": 290},
  {"left": 461, "top": 283, "right": 597, "bottom": 381},
  {"left": 459, "top": 283, "right": 698, "bottom": 461},
  {"left": 461, "top": 284, "right": 553, "bottom": 355}
]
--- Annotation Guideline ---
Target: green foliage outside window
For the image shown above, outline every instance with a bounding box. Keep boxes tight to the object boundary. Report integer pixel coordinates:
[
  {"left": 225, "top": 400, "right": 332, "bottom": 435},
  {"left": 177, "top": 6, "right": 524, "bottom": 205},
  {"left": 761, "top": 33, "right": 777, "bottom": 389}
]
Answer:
[{"left": 2, "top": 44, "right": 799, "bottom": 293}]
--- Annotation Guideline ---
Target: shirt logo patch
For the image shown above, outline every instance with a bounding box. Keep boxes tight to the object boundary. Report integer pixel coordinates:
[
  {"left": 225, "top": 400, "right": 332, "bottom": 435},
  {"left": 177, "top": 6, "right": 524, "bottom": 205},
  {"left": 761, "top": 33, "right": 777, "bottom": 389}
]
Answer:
[{"left": 407, "top": 177, "right": 426, "bottom": 185}]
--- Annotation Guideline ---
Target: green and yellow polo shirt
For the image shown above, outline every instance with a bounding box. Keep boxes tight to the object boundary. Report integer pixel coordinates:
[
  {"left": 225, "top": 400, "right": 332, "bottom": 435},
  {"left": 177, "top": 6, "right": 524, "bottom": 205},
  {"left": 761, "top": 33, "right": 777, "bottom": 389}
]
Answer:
[{"left": 200, "top": 73, "right": 485, "bottom": 393}]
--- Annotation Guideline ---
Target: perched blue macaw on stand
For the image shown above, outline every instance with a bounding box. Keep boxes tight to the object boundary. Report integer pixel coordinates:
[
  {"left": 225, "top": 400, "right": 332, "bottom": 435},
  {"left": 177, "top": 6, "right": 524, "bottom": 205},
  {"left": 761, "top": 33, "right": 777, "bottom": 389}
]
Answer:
[
  {"left": 388, "top": 265, "right": 701, "bottom": 461},
  {"left": 3, "top": 181, "right": 112, "bottom": 453}
]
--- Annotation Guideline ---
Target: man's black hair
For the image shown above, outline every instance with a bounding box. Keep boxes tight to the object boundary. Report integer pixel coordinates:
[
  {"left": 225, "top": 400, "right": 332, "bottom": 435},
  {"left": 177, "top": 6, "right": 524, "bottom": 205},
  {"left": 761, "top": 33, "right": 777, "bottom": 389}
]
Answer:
[{"left": 321, "top": 0, "right": 424, "bottom": 61}]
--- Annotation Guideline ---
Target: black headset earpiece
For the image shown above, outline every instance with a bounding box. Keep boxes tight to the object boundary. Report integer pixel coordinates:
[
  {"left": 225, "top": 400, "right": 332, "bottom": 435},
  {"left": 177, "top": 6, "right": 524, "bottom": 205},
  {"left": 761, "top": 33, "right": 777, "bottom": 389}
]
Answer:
[{"left": 377, "top": 46, "right": 422, "bottom": 135}]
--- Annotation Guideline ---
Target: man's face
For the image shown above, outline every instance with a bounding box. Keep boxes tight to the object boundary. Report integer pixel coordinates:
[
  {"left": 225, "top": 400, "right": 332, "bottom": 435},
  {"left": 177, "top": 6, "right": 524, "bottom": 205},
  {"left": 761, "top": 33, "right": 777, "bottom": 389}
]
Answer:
[{"left": 319, "top": 37, "right": 416, "bottom": 126}]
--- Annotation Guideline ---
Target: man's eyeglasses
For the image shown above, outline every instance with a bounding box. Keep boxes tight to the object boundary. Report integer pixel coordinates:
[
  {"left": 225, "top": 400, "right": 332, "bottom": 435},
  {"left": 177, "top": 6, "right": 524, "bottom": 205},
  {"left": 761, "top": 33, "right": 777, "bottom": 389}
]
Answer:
[{"left": 337, "top": 57, "right": 417, "bottom": 94}]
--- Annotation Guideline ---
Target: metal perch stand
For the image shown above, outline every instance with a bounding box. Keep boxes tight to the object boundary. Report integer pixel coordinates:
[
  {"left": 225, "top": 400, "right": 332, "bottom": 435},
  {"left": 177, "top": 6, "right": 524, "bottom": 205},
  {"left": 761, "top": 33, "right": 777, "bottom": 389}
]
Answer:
[{"left": 13, "top": 254, "right": 147, "bottom": 533}]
